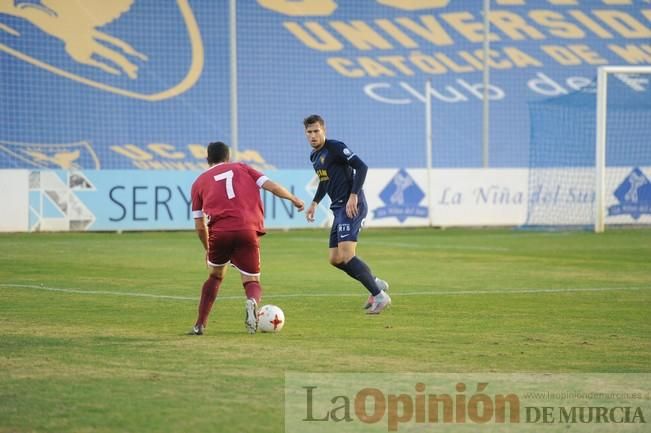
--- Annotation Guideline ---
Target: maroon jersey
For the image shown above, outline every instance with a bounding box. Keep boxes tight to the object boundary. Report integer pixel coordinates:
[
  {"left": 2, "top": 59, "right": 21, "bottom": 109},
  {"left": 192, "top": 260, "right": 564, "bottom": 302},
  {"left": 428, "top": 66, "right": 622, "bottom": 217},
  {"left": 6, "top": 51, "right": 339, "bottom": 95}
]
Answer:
[{"left": 191, "top": 162, "right": 269, "bottom": 233}]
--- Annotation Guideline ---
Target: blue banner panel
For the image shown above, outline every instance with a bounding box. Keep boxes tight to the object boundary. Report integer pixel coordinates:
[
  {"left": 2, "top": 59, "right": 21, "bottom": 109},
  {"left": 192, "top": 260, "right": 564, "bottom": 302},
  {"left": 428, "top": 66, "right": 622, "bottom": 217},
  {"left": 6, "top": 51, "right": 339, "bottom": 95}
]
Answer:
[
  {"left": 241, "top": 1, "right": 651, "bottom": 169},
  {"left": 1, "top": 0, "right": 232, "bottom": 170},
  {"left": 2, "top": 1, "right": 650, "bottom": 170},
  {"left": 27, "top": 170, "right": 320, "bottom": 231}
]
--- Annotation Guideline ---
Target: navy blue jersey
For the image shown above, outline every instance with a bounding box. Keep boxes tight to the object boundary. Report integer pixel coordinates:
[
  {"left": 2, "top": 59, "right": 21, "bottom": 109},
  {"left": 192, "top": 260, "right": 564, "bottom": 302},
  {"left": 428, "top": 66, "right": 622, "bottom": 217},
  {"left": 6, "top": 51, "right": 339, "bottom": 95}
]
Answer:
[{"left": 310, "top": 139, "right": 368, "bottom": 209}]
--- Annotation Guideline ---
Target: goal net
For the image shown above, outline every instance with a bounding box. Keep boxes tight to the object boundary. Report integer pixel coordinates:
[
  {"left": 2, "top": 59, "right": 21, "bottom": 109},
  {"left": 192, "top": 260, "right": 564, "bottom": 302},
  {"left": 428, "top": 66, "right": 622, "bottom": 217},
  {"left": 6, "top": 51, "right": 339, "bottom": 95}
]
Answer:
[{"left": 523, "top": 66, "right": 651, "bottom": 231}]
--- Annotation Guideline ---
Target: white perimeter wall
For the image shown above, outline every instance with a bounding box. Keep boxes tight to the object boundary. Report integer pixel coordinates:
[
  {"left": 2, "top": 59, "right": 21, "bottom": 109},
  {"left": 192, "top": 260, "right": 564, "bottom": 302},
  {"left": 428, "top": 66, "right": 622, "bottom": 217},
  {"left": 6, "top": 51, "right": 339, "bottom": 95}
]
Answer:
[
  {"left": 0, "top": 170, "right": 29, "bottom": 232},
  {"left": 364, "top": 169, "right": 527, "bottom": 227},
  {"left": 1, "top": 168, "right": 649, "bottom": 231}
]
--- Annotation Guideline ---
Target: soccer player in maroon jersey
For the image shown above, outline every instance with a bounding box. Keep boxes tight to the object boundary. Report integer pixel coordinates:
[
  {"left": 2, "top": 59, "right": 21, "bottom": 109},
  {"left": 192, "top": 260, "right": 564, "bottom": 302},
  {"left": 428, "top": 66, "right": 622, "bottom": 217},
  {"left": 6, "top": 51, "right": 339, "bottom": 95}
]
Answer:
[{"left": 189, "top": 141, "right": 304, "bottom": 335}]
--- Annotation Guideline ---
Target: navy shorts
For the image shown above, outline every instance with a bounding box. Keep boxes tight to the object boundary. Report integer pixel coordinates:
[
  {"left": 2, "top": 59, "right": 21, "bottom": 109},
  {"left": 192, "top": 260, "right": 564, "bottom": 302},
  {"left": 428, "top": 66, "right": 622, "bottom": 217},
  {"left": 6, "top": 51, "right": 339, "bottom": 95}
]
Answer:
[{"left": 328, "top": 200, "right": 368, "bottom": 248}]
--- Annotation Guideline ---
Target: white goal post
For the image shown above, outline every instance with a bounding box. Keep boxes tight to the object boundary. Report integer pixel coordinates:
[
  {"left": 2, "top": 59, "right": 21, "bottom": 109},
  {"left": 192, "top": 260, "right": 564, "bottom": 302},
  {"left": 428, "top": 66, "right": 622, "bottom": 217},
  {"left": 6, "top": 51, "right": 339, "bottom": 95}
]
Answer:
[{"left": 594, "top": 65, "right": 651, "bottom": 233}]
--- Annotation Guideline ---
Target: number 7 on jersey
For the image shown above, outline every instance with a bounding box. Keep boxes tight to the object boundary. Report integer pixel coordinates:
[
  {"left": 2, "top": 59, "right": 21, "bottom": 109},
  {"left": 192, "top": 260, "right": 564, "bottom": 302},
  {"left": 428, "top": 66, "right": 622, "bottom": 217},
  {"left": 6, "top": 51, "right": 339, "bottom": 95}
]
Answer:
[{"left": 214, "top": 170, "right": 235, "bottom": 199}]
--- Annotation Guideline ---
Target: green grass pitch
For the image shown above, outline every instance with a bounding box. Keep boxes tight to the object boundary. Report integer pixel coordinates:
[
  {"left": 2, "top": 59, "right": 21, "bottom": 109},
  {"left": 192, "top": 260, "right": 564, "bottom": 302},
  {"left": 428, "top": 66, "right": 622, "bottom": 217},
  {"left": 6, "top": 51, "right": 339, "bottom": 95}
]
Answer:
[{"left": 1, "top": 228, "right": 650, "bottom": 432}]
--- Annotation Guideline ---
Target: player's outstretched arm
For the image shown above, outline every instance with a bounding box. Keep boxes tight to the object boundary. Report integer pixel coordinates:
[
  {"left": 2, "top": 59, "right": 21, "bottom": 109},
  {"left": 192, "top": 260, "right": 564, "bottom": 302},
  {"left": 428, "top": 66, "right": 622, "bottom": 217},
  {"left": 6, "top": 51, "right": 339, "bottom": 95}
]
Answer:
[{"left": 261, "top": 180, "right": 304, "bottom": 211}]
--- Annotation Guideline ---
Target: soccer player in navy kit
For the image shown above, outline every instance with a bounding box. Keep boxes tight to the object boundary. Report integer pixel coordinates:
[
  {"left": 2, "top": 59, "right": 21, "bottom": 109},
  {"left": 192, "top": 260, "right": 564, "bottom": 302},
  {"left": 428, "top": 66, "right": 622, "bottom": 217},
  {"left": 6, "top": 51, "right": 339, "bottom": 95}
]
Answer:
[
  {"left": 303, "top": 114, "right": 391, "bottom": 314},
  {"left": 189, "top": 141, "right": 304, "bottom": 335}
]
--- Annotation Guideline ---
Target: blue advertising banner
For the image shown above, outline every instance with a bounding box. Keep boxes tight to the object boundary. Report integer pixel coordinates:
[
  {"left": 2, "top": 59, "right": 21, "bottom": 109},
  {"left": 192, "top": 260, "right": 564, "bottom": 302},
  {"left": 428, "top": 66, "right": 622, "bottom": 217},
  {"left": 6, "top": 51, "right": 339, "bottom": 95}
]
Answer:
[
  {"left": 243, "top": 0, "right": 651, "bottom": 169},
  {"left": 28, "top": 169, "right": 319, "bottom": 231},
  {"left": 1, "top": 1, "right": 650, "bottom": 171}
]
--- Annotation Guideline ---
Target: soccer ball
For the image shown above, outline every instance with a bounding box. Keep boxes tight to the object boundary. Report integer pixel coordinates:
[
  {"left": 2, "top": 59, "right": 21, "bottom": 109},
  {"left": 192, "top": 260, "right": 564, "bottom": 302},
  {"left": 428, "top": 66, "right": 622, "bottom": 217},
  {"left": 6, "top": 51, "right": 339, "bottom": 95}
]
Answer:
[{"left": 257, "top": 304, "right": 285, "bottom": 333}]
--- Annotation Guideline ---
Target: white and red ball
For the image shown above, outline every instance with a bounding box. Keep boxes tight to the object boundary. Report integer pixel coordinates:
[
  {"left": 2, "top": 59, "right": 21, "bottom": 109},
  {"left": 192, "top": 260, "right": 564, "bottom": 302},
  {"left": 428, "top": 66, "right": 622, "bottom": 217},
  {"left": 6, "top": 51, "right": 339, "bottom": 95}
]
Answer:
[{"left": 257, "top": 304, "right": 285, "bottom": 333}]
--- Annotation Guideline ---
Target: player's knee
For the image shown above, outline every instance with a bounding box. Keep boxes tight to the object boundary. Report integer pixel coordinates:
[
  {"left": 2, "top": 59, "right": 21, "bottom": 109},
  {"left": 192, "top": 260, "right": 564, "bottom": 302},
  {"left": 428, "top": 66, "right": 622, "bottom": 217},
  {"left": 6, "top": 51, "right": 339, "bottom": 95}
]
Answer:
[
  {"left": 240, "top": 274, "right": 260, "bottom": 284},
  {"left": 209, "top": 267, "right": 226, "bottom": 279},
  {"left": 329, "top": 256, "right": 344, "bottom": 267}
]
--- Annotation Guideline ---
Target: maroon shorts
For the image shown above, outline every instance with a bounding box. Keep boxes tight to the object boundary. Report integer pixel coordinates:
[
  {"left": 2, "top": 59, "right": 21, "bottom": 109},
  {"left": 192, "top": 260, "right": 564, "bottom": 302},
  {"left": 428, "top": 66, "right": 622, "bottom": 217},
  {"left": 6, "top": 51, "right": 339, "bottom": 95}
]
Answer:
[{"left": 207, "top": 230, "right": 261, "bottom": 275}]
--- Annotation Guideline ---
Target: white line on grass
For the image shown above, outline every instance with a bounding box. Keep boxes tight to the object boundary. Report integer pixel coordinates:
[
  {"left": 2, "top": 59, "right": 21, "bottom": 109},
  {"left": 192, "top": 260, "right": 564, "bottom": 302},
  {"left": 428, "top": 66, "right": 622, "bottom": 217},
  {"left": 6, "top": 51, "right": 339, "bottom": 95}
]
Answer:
[
  {"left": 1, "top": 283, "right": 648, "bottom": 302},
  {"left": 289, "top": 236, "right": 511, "bottom": 252},
  {"left": 288, "top": 236, "right": 651, "bottom": 252},
  {"left": 364, "top": 240, "right": 512, "bottom": 252},
  {"left": 2, "top": 284, "right": 197, "bottom": 301}
]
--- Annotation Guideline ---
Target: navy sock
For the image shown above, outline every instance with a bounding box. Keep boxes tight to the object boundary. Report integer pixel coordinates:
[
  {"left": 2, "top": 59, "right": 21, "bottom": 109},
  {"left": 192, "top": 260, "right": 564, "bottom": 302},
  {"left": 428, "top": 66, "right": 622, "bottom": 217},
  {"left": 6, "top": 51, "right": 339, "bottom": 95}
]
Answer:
[{"left": 336, "top": 256, "right": 380, "bottom": 296}]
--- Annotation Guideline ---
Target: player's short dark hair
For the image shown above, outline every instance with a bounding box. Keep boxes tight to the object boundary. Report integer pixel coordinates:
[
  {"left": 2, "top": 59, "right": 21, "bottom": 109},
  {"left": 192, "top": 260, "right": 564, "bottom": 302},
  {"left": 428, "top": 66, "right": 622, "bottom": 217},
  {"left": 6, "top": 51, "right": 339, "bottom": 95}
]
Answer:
[
  {"left": 207, "top": 141, "right": 230, "bottom": 164},
  {"left": 303, "top": 114, "right": 324, "bottom": 128}
]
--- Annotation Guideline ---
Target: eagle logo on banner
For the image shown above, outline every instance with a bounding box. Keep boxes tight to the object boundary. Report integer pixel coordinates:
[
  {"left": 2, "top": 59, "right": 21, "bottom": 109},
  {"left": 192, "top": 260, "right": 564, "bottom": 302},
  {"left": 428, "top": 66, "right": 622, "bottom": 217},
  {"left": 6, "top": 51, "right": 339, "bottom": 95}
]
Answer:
[
  {"left": 0, "top": 0, "right": 204, "bottom": 101},
  {"left": 0, "top": 140, "right": 100, "bottom": 169}
]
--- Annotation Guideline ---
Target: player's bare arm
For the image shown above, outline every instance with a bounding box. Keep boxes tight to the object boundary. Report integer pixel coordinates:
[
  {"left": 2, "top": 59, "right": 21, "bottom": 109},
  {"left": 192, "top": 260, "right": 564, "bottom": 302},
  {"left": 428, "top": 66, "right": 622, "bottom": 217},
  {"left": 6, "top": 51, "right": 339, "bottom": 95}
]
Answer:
[
  {"left": 261, "top": 180, "right": 305, "bottom": 211},
  {"left": 307, "top": 177, "right": 326, "bottom": 223},
  {"left": 194, "top": 216, "right": 208, "bottom": 250},
  {"left": 306, "top": 202, "right": 318, "bottom": 222},
  {"left": 346, "top": 193, "right": 359, "bottom": 218}
]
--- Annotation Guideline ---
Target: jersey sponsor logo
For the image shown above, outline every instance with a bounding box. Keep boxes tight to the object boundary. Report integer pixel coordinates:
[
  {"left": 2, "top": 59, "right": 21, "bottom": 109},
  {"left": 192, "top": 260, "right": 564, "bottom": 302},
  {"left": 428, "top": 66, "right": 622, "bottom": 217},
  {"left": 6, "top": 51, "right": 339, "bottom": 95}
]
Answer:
[
  {"left": 608, "top": 167, "right": 651, "bottom": 220},
  {"left": 374, "top": 168, "right": 428, "bottom": 223},
  {"left": 316, "top": 168, "right": 329, "bottom": 181},
  {"left": 0, "top": 0, "right": 203, "bottom": 101}
]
